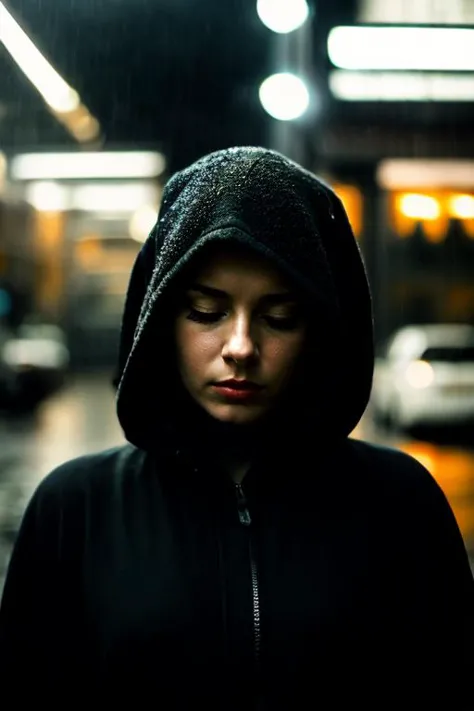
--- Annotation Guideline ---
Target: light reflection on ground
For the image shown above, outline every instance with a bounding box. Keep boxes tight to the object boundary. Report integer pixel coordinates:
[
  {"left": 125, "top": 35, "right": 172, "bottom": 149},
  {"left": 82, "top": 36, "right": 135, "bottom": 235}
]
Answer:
[{"left": 0, "top": 371, "right": 125, "bottom": 593}]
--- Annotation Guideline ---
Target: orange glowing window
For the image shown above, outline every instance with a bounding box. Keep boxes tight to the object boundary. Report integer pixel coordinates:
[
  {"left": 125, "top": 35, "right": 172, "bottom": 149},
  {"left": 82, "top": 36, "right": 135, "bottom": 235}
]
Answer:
[
  {"left": 332, "top": 183, "right": 363, "bottom": 238},
  {"left": 390, "top": 190, "right": 474, "bottom": 242}
]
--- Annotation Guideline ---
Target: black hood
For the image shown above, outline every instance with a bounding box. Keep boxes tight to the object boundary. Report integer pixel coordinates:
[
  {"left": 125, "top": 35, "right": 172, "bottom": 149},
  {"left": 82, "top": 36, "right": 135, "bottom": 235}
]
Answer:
[{"left": 115, "top": 146, "right": 374, "bottom": 450}]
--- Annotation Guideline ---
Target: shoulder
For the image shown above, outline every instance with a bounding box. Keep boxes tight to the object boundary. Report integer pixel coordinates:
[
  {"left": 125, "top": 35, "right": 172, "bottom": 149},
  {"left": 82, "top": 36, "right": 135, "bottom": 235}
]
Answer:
[
  {"left": 342, "top": 438, "right": 462, "bottom": 528},
  {"left": 9, "top": 444, "right": 157, "bottom": 564},
  {"left": 342, "top": 437, "right": 447, "bottom": 504},
  {"left": 32, "top": 443, "right": 148, "bottom": 504},
  {"left": 344, "top": 437, "right": 427, "bottom": 476},
  {"left": 345, "top": 437, "right": 429, "bottom": 477}
]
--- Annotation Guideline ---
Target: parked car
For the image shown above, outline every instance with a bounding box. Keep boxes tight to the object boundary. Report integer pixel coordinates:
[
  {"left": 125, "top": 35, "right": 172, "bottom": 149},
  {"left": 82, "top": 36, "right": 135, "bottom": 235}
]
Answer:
[
  {"left": 0, "top": 321, "right": 70, "bottom": 412},
  {"left": 370, "top": 323, "right": 474, "bottom": 431}
]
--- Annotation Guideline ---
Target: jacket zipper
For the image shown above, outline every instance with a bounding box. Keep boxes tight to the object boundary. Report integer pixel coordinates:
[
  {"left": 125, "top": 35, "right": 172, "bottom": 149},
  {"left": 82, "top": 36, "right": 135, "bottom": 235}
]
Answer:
[{"left": 235, "top": 483, "right": 261, "bottom": 668}]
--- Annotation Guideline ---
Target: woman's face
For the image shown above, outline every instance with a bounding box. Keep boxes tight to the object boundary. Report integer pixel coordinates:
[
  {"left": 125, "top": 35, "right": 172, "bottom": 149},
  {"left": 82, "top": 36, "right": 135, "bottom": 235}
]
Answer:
[{"left": 174, "top": 244, "right": 308, "bottom": 425}]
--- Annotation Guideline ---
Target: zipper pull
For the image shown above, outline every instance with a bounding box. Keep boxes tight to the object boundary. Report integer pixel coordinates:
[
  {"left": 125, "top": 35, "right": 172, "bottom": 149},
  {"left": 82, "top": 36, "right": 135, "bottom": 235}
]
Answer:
[{"left": 235, "top": 483, "right": 251, "bottom": 526}]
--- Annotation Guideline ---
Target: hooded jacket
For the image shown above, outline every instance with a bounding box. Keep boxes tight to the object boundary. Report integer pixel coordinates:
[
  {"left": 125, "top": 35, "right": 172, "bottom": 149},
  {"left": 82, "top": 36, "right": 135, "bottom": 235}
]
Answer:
[{"left": 1, "top": 147, "right": 473, "bottom": 709}]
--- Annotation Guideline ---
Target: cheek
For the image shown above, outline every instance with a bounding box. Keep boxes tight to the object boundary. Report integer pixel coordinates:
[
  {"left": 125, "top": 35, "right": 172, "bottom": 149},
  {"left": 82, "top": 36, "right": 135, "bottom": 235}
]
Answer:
[
  {"left": 175, "top": 324, "right": 221, "bottom": 372},
  {"left": 264, "top": 334, "right": 306, "bottom": 374}
]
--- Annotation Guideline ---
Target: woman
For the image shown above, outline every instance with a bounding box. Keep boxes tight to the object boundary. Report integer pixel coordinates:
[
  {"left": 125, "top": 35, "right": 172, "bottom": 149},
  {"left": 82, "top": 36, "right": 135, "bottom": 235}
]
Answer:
[{"left": 1, "top": 146, "right": 473, "bottom": 708}]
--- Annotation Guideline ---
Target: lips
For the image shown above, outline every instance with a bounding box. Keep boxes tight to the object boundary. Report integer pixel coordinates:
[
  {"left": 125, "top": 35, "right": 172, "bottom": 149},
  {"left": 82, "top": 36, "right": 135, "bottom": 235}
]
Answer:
[
  {"left": 211, "top": 379, "right": 263, "bottom": 401},
  {"left": 214, "top": 380, "right": 262, "bottom": 390}
]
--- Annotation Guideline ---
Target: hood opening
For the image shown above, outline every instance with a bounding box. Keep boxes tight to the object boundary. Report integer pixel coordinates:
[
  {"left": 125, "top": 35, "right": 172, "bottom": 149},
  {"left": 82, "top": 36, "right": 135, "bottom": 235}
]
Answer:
[{"left": 114, "top": 147, "right": 374, "bottom": 452}]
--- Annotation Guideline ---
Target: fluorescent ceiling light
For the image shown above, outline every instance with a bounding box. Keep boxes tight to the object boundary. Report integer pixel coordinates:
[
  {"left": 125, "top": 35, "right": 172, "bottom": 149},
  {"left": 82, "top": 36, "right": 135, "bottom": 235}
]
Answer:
[
  {"left": 26, "top": 181, "right": 69, "bottom": 211},
  {"left": 358, "top": 0, "right": 474, "bottom": 25},
  {"left": 327, "top": 26, "right": 474, "bottom": 71},
  {"left": 71, "top": 183, "right": 159, "bottom": 212},
  {"left": 55, "top": 106, "right": 101, "bottom": 143},
  {"left": 11, "top": 151, "right": 166, "bottom": 180},
  {"left": 25, "top": 181, "right": 160, "bottom": 213},
  {"left": 329, "top": 70, "right": 474, "bottom": 101},
  {"left": 377, "top": 160, "right": 474, "bottom": 189},
  {"left": 0, "top": 1, "right": 79, "bottom": 112}
]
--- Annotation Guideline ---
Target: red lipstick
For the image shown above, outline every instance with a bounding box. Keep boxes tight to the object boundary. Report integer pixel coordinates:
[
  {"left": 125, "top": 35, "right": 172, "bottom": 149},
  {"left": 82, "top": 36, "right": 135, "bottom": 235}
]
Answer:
[{"left": 212, "top": 379, "right": 262, "bottom": 402}]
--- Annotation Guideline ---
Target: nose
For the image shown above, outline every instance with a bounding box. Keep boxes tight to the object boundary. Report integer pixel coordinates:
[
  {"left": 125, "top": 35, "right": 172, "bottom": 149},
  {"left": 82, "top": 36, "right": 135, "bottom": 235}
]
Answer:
[{"left": 222, "top": 314, "right": 259, "bottom": 364}]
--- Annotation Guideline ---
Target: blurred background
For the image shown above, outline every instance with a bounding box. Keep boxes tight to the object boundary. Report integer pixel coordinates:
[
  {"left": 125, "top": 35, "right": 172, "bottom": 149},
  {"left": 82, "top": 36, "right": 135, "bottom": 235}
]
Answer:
[{"left": 1, "top": 0, "right": 474, "bottom": 592}]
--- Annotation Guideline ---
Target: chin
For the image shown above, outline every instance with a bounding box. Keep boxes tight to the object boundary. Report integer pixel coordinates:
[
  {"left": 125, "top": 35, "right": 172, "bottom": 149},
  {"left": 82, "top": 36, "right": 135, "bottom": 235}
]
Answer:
[{"left": 206, "top": 403, "right": 266, "bottom": 426}]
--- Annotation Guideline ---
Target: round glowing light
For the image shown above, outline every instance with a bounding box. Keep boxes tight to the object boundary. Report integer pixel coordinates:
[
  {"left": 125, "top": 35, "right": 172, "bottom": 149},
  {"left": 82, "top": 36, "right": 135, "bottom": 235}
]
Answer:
[
  {"left": 259, "top": 72, "right": 310, "bottom": 121},
  {"left": 405, "top": 360, "right": 435, "bottom": 389},
  {"left": 256, "top": 0, "right": 309, "bottom": 34}
]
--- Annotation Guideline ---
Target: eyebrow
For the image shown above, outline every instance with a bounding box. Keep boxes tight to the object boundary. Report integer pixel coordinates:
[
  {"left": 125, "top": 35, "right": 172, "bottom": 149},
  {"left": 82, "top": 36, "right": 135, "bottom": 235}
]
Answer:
[{"left": 189, "top": 283, "right": 297, "bottom": 305}]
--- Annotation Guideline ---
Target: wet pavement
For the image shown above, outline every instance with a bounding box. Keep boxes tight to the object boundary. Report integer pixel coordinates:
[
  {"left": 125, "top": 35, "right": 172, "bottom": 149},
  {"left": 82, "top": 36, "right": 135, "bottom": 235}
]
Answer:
[
  {"left": 0, "top": 371, "right": 473, "bottom": 595},
  {"left": 0, "top": 371, "right": 126, "bottom": 593}
]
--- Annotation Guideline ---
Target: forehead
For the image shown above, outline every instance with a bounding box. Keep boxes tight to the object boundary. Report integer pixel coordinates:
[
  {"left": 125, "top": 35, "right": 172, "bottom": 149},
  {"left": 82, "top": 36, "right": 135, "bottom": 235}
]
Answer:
[{"left": 188, "top": 243, "right": 291, "bottom": 292}]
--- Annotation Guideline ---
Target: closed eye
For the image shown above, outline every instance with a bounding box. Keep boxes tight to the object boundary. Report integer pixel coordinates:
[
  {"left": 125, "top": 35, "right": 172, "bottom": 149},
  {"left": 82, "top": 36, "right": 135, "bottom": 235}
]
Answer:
[
  {"left": 186, "top": 309, "right": 302, "bottom": 329},
  {"left": 186, "top": 308, "right": 225, "bottom": 324},
  {"left": 264, "top": 314, "right": 301, "bottom": 331}
]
